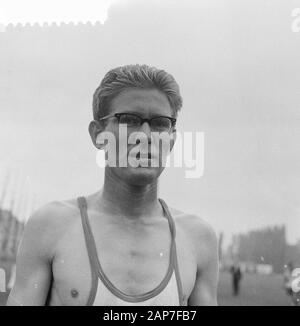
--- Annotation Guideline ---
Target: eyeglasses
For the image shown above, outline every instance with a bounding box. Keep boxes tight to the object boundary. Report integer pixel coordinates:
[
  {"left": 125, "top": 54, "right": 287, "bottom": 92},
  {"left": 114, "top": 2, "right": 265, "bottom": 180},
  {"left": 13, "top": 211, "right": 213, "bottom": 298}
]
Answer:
[{"left": 98, "top": 112, "right": 176, "bottom": 132}]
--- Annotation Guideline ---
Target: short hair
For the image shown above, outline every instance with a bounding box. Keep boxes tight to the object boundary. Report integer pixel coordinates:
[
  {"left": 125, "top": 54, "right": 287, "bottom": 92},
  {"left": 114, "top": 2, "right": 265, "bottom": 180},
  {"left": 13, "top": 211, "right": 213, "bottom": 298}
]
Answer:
[{"left": 92, "top": 64, "right": 182, "bottom": 120}]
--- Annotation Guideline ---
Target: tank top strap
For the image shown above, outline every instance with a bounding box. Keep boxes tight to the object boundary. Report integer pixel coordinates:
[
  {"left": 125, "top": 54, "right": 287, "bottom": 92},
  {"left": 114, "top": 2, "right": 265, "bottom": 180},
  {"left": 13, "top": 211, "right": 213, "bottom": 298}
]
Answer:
[
  {"left": 77, "top": 196, "right": 184, "bottom": 305},
  {"left": 158, "top": 198, "right": 176, "bottom": 238},
  {"left": 77, "top": 196, "right": 98, "bottom": 305},
  {"left": 158, "top": 198, "right": 184, "bottom": 305}
]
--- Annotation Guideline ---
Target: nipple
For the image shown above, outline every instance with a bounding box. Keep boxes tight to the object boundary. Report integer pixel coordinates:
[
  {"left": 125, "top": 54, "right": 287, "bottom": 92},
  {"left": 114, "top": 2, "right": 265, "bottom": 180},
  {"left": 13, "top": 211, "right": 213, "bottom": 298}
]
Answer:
[{"left": 71, "top": 289, "right": 79, "bottom": 298}]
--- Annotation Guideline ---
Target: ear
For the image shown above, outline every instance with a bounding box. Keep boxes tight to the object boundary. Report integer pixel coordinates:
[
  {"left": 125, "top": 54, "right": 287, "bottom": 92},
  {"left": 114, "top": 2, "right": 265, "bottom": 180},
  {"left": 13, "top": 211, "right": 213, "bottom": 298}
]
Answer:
[{"left": 88, "top": 120, "right": 106, "bottom": 149}]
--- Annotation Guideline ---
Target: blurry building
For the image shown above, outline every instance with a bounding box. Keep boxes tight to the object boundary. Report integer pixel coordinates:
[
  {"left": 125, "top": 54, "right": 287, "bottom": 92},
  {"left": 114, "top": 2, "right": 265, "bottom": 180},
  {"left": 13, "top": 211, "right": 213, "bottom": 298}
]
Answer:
[
  {"left": 228, "top": 225, "right": 300, "bottom": 273},
  {"left": 0, "top": 166, "right": 34, "bottom": 285}
]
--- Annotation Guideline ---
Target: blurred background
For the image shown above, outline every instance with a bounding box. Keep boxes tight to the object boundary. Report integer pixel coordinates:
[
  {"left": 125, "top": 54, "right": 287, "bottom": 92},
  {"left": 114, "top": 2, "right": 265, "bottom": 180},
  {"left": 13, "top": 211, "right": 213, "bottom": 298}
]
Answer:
[{"left": 0, "top": 0, "right": 300, "bottom": 305}]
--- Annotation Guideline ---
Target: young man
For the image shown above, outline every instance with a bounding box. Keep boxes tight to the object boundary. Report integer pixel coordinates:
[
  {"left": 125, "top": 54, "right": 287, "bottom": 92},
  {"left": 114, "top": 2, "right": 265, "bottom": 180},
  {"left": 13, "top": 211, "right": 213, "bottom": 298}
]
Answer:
[{"left": 7, "top": 64, "right": 219, "bottom": 306}]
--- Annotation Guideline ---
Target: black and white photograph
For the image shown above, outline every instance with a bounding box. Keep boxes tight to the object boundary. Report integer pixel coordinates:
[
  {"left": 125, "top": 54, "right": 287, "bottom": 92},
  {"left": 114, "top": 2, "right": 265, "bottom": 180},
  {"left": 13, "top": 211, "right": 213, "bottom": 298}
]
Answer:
[{"left": 0, "top": 0, "right": 300, "bottom": 307}]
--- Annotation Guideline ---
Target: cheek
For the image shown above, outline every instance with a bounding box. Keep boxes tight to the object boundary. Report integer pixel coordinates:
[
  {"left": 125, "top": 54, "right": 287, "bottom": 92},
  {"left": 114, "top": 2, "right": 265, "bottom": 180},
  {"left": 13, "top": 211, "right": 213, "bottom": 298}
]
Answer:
[
  {"left": 156, "top": 137, "right": 174, "bottom": 156},
  {"left": 169, "top": 138, "right": 175, "bottom": 152}
]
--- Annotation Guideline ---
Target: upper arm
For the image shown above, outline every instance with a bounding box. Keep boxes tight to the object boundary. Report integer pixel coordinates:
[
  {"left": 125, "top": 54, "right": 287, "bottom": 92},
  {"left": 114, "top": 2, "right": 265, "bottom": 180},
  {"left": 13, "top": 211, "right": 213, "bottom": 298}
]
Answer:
[
  {"left": 187, "top": 218, "right": 219, "bottom": 306},
  {"left": 7, "top": 204, "right": 58, "bottom": 306}
]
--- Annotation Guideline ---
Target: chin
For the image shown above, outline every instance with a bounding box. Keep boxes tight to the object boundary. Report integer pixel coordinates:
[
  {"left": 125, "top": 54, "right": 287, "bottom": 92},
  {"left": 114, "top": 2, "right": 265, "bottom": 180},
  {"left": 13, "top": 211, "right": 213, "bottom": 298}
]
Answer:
[{"left": 122, "top": 166, "right": 163, "bottom": 186}]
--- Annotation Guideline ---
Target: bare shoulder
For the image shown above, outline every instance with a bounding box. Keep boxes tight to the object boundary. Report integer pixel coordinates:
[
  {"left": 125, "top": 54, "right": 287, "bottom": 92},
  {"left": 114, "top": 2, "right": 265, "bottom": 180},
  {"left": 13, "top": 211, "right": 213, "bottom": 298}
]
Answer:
[
  {"left": 27, "top": 198, "right": 79, "bottom": 230},
  {"left": 168, "top": 206, "right": 218, "bottom": 256},
  {"left": 21, "top": 198, "right": 81, "bottom": 260}
]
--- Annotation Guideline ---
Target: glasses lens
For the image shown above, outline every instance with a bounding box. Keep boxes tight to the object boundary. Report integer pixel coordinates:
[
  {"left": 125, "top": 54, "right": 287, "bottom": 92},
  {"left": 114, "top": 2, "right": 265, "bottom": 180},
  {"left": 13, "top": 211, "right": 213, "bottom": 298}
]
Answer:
[
  {"left": 151, "top": 117, "right": 172, "bottom": 131},
  {"left": 118, "top": 114, "right": 141, "bottom": 127}
]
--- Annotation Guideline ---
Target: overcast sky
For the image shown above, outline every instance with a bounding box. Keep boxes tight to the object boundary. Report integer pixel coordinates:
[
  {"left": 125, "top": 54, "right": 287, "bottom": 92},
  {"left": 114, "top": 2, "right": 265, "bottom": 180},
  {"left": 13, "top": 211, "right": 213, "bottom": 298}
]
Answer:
[{"left": 0, "top": 0, "right": 299, "bottom": 245}]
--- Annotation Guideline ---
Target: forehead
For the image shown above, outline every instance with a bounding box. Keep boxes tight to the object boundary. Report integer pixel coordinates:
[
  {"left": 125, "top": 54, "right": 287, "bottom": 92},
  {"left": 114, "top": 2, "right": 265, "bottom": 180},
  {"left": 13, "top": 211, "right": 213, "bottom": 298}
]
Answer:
[{"left": 109, "top": 88, "right": 173, "bottom": 116}]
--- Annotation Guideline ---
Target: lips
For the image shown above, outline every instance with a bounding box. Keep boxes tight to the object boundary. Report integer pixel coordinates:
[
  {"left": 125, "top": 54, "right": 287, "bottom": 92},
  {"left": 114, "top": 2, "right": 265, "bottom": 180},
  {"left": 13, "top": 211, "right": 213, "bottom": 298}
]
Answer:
[
  {"left": 139, "top": 153, "right": 152, "bottom": 159},
  {"left": 135, "top": 151, "right": 154, "bottom": 159}
]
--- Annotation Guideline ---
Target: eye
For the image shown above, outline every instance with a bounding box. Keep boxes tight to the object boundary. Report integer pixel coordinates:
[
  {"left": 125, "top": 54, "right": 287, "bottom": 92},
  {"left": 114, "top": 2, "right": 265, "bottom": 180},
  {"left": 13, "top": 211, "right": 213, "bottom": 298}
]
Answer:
[{"left": 151, "top": 117, "right": 172, "bottom": 131}]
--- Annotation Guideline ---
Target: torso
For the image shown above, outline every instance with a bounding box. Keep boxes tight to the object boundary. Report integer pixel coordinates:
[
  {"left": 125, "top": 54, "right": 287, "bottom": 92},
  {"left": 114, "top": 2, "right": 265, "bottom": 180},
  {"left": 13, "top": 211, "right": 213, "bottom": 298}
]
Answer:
[{"left": 46, "top": 196, "right": 197, "bottom": 306}]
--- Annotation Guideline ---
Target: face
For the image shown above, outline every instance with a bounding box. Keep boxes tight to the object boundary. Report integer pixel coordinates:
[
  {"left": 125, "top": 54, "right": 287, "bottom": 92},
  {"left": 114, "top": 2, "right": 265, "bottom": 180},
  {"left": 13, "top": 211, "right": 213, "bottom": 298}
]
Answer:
[{"left": 89, "top": 88, "right": 176, "bottom": 186}]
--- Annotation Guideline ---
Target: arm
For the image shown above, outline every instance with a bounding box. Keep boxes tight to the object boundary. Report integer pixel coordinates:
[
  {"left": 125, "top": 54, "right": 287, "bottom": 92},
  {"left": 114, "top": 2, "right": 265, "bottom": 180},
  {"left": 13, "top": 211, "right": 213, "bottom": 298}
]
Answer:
[
  {"left": 187, "top": 219, "right": 219, "bottom": 306},
  {"left": 7, "top": 205, "right": 56, "bottom": 306}
]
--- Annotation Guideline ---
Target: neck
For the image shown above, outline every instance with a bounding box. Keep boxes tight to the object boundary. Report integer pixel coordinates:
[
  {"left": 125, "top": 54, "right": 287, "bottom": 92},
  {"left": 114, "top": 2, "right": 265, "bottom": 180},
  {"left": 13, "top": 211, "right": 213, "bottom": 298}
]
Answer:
[{"left": 97, "top": 169, "right": 162, "bottom": 220}]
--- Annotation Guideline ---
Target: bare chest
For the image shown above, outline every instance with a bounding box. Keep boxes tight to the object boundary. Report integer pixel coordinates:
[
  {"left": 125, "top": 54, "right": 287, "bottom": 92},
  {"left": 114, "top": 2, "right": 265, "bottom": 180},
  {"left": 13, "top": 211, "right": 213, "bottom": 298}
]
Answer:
[{"left": 49, "top": 219, "right": 196, "bottom": 305}]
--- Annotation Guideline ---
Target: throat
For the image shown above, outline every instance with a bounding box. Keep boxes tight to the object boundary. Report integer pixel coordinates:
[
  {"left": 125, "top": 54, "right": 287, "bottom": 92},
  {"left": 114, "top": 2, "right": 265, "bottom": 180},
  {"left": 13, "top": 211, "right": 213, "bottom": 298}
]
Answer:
[{"left": 95, "top": 185, "right": 163, "bottom": 220}]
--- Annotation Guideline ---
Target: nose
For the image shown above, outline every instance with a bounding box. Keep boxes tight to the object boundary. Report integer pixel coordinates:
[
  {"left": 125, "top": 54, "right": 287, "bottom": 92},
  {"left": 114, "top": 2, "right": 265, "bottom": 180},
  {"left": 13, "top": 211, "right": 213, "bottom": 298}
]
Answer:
[{"left": 140, "top": 121, "right": 152, "bottom": 144}]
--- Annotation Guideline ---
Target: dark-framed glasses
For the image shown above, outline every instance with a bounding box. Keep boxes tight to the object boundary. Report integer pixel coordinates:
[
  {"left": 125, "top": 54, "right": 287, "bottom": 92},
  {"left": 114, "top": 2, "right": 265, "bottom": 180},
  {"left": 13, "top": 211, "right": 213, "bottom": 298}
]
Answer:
[{"left": 98, "top": 112, "right": 176, "bottom": 132}]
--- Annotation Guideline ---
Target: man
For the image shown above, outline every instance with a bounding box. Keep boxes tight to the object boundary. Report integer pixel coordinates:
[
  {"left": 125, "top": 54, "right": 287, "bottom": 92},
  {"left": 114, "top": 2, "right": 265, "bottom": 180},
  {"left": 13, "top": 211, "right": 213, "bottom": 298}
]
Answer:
[
  {"left": 230, "top": 263, "right": 242, "bottom": 296},
  {"left": 7, "top": 64, "right": 219, "bottom": 306}
]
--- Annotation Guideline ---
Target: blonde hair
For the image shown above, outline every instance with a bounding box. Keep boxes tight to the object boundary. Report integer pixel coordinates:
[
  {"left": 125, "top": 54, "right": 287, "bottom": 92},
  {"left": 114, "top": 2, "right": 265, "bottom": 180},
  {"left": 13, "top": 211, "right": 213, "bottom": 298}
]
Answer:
[{"left": 93, "top": 64, "right": 182, "bottom": 120}]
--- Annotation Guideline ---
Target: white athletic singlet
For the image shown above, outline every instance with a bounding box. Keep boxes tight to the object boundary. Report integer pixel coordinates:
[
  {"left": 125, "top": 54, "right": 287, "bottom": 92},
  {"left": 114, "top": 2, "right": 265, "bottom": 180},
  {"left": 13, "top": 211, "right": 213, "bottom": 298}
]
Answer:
[{"left": 77, "top": 196, "right": 184, "bottom": 306}]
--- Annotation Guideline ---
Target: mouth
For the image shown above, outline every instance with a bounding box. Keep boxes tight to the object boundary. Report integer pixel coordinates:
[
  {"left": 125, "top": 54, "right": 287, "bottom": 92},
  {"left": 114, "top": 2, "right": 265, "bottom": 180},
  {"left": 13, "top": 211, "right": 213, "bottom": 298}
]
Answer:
[
  {"left": 136, "top": 152, "right": 153, "bottom": 159},
  {"left": 126, "top": 151, "right": 160, "bottom": 169},
  {"left": 136, "top": 152, "right": 151, "bottom": 159}
]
